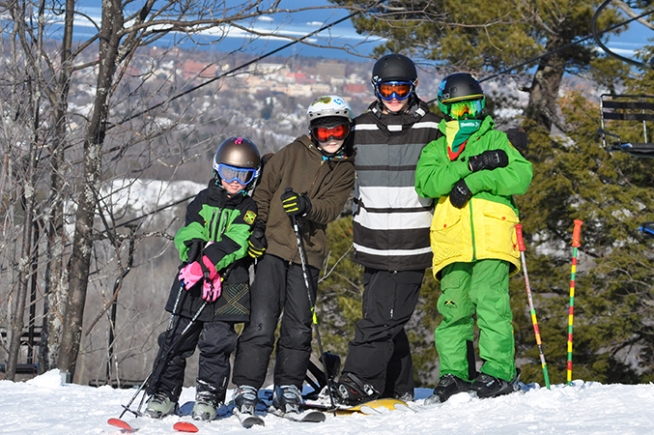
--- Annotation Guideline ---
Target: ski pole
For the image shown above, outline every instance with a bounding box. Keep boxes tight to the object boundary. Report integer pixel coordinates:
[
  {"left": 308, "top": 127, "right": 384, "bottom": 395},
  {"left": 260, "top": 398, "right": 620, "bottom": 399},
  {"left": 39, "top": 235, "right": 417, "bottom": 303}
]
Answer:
[
  {"left": 118, "top": 245, "right": 236, "bottom": 419},
  {"left": 567, "top": 219, "right": 583, "bottom": 386},
  {"left": 289, "top": 210, "right": 336, "bottom": 410},
  {"left": 119, "top": 299, "right": 208, "bottom": 418},
  {"left": 118, "top": 281, "right": 186, "bottom": 417},
  {"left": 515, "top": 224, "right": 551, "bottom": 390}
]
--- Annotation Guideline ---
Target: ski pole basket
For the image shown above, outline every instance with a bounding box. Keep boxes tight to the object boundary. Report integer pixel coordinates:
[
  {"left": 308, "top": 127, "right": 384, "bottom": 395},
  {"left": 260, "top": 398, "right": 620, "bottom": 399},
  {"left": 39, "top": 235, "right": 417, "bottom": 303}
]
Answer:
[{"left": 598, "top": 94, "right": 654, "bottom": 158}]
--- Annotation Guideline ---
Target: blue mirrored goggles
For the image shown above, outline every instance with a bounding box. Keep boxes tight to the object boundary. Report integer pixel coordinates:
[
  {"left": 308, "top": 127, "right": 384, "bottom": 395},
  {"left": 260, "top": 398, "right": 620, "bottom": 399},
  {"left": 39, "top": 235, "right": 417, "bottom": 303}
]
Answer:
[
  {"left": 216, "top": 163, "right": 258, "bottom": 185},
  {"left": 375, "top": 81, "right": 415, "bottom": 101}
]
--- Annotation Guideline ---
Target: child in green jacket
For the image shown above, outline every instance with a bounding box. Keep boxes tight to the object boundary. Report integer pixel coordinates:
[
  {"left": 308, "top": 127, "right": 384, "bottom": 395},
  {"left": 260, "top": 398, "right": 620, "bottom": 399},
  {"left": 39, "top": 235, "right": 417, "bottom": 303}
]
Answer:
[
  {"left": 415, "top": 73, "right": 533, "bottom": 403},
  {"left": 145, "top": 137, "right": 260, "bottom": 421}
]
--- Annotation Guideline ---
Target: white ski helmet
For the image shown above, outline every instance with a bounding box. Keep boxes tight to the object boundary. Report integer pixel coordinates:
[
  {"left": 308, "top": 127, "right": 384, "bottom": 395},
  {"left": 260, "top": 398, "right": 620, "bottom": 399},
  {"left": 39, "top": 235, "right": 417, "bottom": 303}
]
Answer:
[{"left": 306, "top": 95, "right": 353, "bottom": 127}]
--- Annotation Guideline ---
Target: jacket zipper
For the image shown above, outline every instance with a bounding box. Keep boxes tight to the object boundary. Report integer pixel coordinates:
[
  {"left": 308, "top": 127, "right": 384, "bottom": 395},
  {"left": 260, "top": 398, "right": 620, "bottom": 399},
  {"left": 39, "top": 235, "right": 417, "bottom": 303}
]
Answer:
[{"left": 469, "top": 200, "right": 477, "bottom": 261}]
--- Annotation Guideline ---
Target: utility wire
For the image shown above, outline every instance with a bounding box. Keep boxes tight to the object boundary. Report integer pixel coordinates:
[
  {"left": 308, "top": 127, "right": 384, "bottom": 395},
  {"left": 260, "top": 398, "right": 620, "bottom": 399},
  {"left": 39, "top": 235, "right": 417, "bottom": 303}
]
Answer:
[
  {"left": 97, "top": 1, "right": 390, "bottom": 232},
  {"left": 481, "top": 7, "right": 654, "bottom": 83},
  {"left": 112, "top": 0, "right": 388, "bottom": 129},
  {"left": 424, "top": 7, "right": 654, "bottom": 107},
  {"left": 61, "top": 4, "right": 654, "bottom": 236},
  {"left": 0, "top": 1, "right": 390, "bottom": 278},
  {"left": 592, "top": 1, "right": 653, "bottom": 69}
]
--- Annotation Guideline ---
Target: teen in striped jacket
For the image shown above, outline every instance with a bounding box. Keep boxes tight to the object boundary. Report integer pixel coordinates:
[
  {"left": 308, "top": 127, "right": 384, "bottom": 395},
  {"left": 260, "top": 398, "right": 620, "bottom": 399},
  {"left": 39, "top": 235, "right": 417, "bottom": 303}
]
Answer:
[{"left": 336, "top": 54, "right": 442, "bottom": 405}]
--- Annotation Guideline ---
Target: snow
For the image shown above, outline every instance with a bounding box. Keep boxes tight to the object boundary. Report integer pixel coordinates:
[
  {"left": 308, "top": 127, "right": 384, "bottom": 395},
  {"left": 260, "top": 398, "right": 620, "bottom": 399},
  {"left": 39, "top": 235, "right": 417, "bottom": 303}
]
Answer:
[{"left": 2, "top": 370, "right": 654, "bottom": 434}]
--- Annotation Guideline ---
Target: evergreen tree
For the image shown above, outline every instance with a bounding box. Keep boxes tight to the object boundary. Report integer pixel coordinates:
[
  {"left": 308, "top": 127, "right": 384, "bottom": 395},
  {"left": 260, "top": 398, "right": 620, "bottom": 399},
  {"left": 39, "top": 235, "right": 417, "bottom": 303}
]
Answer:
[
  {"left": 329, "top": 0, "right": 627, "bottom": 132},
  {"left": 516, "top": 70, "right": 654, "bottom": 384}
]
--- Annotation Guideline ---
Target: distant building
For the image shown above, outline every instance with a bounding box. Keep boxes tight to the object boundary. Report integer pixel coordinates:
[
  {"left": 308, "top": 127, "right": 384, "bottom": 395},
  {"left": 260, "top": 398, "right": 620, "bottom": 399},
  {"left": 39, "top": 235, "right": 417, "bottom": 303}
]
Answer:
[
  {"left": 343, "top": 83, "right": 368, "bottom": 96},
  {"left": 316, "top": 61, "right": 346, "bottom": 79},
  {"left": 180, "top": 60, "right": 218, "bottom": 80},
  {"left": 250, "top": 63, "right": 290, "bottom": 77}
]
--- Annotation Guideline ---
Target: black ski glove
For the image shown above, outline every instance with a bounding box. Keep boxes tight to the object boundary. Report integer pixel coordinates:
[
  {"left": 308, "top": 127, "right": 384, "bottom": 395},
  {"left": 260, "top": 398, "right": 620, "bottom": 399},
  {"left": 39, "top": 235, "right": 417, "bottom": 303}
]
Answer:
[
  {"left": 450, "top": 180, "right": 472, "bottom": 209},
  {"left": 247, "top": 222, "right": 267, "bottom": 259},
  {"left": 468, "top": 149, "right": 509, "bottom": 172},
  {"left": 184, "top": 238, "right": 205, "bottom": 264},
  {"left": 281, "top": 189, "right": 312, "bottom": 217}
]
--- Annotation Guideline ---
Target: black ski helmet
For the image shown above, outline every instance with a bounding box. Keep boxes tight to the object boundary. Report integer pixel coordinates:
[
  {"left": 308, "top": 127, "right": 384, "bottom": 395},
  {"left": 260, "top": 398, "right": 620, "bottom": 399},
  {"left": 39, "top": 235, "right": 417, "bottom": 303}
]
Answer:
[
  {"left": 371, "top": 53, "right": 418, "bottom": 86},
  {"left": 437, "top": 73, "right": 484, "bottom": 104},
  {"left": 437, "top": 72, "right": 486, "bottom": 118}
]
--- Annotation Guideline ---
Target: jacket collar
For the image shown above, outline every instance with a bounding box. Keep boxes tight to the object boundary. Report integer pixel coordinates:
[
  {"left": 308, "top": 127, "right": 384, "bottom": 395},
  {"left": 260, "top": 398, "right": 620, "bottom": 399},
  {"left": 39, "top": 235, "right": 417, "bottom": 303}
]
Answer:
[{"left": 368, "top": 96, "right": 429, "bottom": 120}]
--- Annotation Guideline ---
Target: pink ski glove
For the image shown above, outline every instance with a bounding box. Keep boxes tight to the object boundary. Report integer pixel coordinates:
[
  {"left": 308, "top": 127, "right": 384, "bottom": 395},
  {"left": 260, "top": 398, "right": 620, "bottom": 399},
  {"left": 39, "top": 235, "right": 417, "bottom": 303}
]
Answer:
[
  {"left": 178, "top": 255, "right": 217, "bottom": 289},
  {"left": 202, "top": 273, "right": 222, "bottom": 302}
]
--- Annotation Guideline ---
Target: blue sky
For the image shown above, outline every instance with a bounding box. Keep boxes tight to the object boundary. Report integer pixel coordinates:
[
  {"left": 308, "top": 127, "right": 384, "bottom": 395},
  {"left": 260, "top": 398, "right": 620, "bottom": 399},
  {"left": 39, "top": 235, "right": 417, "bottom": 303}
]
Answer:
[{"left": 70, "top": 1, "right": 651, "bottom": 62}]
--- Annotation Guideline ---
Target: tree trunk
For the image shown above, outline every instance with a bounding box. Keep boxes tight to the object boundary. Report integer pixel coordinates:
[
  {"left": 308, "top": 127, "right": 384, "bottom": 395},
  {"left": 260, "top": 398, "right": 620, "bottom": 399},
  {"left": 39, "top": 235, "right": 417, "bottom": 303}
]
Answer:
[
  {"left": 6, "top": 114, "right": 38, "bottom": 381},
  {"left": 524, "top": 34, "right": 567, "bottom": 133},
  {"left": 40, "top": 0, "right": 75, "bottom": 373},
  {"left": 5, "top": 0, "right": 44, "bottom": 380},
  {"left": 57, "top": 0, "right": 123, "bottom": 379}
]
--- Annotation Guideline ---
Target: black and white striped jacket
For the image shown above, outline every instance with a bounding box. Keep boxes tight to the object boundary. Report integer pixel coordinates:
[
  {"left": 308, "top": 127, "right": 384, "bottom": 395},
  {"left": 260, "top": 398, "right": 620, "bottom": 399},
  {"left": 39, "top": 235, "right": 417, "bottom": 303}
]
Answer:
[{"left": 352, "top": 98, "right": 443, "bottom": 271}]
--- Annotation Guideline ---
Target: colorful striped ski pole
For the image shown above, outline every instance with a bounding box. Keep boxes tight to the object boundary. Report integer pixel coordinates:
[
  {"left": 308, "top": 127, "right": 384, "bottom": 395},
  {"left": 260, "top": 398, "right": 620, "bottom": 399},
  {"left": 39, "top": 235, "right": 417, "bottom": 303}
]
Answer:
[
  {"left": 567, "top": 219, "right": 583, "bottom": 386},
  {"left": 515, "top": 224, "right": 551, "bottom": 390}
]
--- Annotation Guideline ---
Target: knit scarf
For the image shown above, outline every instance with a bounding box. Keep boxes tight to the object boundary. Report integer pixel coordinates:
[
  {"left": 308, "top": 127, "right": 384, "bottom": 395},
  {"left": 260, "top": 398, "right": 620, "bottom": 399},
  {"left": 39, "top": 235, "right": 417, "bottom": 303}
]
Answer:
[{"left": 445, "top": 119, "right": 482, "bottom": 161}]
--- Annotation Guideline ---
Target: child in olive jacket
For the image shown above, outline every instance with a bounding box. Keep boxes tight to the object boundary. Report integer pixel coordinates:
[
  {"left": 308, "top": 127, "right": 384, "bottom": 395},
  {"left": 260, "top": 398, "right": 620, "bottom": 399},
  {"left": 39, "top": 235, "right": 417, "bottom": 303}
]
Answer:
[{"left": 231, "top": 95, "right": 355, "bottom": 415}]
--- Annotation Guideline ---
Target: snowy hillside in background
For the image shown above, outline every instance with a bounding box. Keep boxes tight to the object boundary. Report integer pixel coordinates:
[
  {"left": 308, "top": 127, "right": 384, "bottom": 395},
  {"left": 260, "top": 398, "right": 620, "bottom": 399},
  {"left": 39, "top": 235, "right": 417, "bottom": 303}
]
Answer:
[
  {"left": 63, "top": 179, "right": 206, "bottom": 235},
  {"left": 2, "top": 370, "right": 654, "bottom": 434}
]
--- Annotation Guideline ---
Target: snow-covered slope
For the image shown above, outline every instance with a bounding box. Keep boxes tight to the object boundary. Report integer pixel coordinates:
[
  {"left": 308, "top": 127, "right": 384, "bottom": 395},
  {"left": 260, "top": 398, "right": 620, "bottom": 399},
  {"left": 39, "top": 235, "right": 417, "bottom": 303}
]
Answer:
[{"left": 2, "top": 370, "right": 654, "bottom": 434}]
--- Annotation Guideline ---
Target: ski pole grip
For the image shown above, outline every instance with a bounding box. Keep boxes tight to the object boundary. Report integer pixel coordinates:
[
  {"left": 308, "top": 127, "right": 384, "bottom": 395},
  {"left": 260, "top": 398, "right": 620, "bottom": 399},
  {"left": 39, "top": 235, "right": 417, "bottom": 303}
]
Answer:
[
  {"left": 572, "top": 219, "right": 583, "bottom": 248},
  {"left": 515, "top": 224, "right": 526, "bottom": 252}
]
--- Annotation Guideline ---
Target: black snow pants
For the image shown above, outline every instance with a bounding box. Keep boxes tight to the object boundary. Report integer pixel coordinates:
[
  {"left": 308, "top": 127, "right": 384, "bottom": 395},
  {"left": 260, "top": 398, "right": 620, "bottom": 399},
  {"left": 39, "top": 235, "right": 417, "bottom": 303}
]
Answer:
[
  {"left": 342, "top": 268, "right": 424, "bottom": 398},
  {"left": 150, "top": 316, "right": 237, "bottom": 403},
  {"left": 231, "top": 254, "right": 318, "bottom": 389}
]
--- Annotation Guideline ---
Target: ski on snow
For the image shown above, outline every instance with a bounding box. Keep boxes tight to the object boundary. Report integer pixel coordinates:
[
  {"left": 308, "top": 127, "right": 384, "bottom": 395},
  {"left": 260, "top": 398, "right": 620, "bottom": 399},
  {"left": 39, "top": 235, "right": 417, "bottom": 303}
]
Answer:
[
  {"left": 303, "top": 397, "right": 411, "bottom": 415},
  {"left": 107, "top": 417, "right": 199, "bottom": 433},
  {"left": 269, "top": 407, "right": 327, "bottom": 423},
  {"left": 108, "top": 417, "right": 138, "bottom": 432},
  {"left": 172, "top": 421, "right": 200, "bottom": 432},
  {"left": 232, "top": 408, "right": 265, "bottom": 428}
]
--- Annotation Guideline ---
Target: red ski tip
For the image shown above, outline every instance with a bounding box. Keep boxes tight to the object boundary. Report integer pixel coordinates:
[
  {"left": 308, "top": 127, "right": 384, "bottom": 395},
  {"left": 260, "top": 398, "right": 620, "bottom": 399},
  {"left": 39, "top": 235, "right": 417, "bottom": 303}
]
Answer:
[
  {"left": 107, "top": 418, "right": 135, "bottom": 431},
  {"left": 173, "top": 421, "right": 199, "bottom": 433}
]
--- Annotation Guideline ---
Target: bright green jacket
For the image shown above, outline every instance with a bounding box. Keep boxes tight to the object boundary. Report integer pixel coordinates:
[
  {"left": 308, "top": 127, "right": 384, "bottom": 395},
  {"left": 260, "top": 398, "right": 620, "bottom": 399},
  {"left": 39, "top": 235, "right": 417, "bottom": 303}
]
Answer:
[{"left": 415, "top": 116, "right": 533, "bottom": 278}]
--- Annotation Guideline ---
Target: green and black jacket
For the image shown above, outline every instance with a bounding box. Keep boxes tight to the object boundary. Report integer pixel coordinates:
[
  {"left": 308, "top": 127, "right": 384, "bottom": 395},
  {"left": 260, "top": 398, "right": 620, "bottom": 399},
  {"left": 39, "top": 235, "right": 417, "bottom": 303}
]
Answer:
[{"left": 165, "top": 180, "right": 257, "bottom": 323}]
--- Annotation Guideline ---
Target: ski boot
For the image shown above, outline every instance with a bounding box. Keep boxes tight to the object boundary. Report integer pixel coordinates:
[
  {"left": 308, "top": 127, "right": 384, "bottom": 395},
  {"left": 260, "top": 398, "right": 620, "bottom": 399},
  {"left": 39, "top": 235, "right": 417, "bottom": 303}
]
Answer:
[
  {"left": 395, "top": 391, "right": 414, "bottom": 402},
  {"left": 144, "top": 392, "right": 177, "bottom": 418},
  {"left": 233, "top": 385, "right": 259, "bottom": 416},
  {"left": 304, "top": 351, "right": 342, "bottom": 400},
  {"left": 469, "top": 369, "right": 521, "bottom": 399},
  {"left": 272, "top": 384, "right": 303, "bottom": 414},
  {"left": 192, "top": 391, "right": 220, "bottom": 421},
  {"left": 424, "top": 374, "right": 472, "bottom": 405},
  {"left": 334, "top": 372, "right": 379, "bottom": 406}
]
